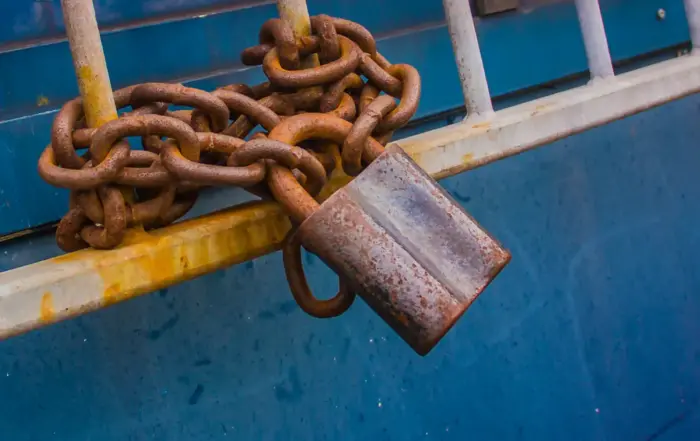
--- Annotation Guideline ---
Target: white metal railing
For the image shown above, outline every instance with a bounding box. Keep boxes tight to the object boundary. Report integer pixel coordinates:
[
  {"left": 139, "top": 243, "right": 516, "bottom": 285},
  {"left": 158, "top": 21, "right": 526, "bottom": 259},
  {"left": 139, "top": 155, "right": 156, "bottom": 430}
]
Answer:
[
  {"left": 443, "top": 0, "right": 494, "bottom": 119},
  {"left": 574, "top": 0, "right": 614, "bottom": 79},
  {"left": 0, "top": 0, "right": 699, "bottom": 339},
  {"left": 686, "top": 0, "right": 700, "bottom": 51}
]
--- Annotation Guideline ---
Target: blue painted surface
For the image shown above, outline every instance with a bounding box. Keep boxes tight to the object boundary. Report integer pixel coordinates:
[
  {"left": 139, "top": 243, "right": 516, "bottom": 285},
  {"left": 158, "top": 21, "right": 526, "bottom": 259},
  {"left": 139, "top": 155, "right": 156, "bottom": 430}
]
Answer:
[
  {"left": 1, "top": 1, "right": 700, "bottom": 439},
  {"left": 1, "top": 93, "right": 700, "bottom": 441},
  {"left": 0, "top": 0, "right": 442, "bottom": 49},
  {"left": 0, "top": 0, "right": 690, "bottom": 235}
]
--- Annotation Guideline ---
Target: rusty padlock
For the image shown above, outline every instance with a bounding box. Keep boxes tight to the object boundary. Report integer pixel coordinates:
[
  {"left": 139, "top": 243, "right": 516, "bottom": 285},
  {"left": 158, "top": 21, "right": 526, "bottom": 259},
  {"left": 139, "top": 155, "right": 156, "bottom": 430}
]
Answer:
[{"left": 238, "top": 114, "right": 511, "bottom": 356}]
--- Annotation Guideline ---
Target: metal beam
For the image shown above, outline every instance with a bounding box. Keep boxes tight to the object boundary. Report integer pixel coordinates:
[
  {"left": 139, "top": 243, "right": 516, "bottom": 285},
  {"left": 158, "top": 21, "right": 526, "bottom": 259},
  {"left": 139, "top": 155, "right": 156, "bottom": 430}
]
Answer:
[{"left": 1, "top": 52, "right": 700, "bottom": 340}]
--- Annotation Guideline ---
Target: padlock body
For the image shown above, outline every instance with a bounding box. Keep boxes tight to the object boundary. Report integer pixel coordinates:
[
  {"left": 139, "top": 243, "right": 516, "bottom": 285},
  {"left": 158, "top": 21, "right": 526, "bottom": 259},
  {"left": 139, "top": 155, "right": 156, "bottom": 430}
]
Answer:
[{"left": 295, "top": 145, "right": 510, "bottom": 355}]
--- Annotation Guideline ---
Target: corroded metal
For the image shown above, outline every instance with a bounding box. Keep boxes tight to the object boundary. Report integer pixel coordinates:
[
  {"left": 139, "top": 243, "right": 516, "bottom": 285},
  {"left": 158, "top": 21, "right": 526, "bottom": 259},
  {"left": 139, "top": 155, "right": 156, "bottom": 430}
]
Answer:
[
  {"left": 283, "top": 229, "right": 356, "bottom": 318},
  {"left": 43, "top": 14, "right": 420, "bottom": 251},
  {"left": 342, "top": 95, "right": 396, "bottom": 176},
  {"left": 291, "top": 146, "right": 511, "bottom": 355},
  {"left": 263, "top": 36, "right": 361, "bottom": 88},
  {"left": 23, "top": 8, "right": 511, "bottom": 350}
]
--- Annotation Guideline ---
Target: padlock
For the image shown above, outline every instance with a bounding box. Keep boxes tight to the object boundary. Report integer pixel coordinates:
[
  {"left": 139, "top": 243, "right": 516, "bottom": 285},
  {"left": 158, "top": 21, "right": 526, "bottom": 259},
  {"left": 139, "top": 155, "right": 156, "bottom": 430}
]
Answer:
[{"left": 237, "top": 114, "right": 511, "bottom": 356}]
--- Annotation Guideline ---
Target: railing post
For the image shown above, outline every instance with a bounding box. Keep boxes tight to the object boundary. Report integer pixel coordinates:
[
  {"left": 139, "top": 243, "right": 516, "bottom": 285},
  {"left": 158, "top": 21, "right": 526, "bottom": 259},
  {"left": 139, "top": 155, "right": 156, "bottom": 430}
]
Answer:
[
  {"left": 61, "top": 0, "right": 117, "bottom": 128},
  {"left": 574, "top": 0, "right": 614, "bottom": 80},
  {"left": 685, "top": 0, "right": 700, "bottom": 52},
  {"left": 442, "top": 0, "right": 494, "bottom": 120},
  {"left": 277, "top": 0, "right": 312, "bottom": 40}
]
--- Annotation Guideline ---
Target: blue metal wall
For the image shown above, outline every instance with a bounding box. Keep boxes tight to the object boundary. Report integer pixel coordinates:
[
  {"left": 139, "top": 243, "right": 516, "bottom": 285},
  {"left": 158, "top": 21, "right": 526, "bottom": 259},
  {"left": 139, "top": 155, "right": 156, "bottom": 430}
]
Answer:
[
  {"left": 0, "top": 1, "right": 699, "bottom": 440},
  {"left": 0, "top": 0, "right": 691, "bottom": 234}
]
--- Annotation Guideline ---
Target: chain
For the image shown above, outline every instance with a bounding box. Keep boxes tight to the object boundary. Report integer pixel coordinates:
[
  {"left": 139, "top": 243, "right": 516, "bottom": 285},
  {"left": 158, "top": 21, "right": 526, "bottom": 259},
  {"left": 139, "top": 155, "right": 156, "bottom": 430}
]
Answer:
[{"left": 39, "top": 15, "right": 421, "bottom": 316}]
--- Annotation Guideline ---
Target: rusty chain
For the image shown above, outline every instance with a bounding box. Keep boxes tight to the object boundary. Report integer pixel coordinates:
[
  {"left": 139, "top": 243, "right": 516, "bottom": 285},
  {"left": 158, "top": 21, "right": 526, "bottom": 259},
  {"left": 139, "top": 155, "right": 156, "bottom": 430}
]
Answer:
[{"left": 39, "top": 14, "right": 421, "bottom": 317}]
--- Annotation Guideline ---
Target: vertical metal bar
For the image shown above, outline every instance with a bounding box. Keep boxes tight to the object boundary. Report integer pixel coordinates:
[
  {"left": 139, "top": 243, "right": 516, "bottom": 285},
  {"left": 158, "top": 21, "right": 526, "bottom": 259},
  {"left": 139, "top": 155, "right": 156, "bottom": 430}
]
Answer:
[
  {"left": 61, "top": 0, "right": 117, "bottom": 128},
  {"left": 574, "top": 0, "right": 614, "bottom": 79},
  {"left": 442, "top": 0, "right": 494, "bottom": 119},
  {"left": 277, "top": 0, "right": 319, "bottom": 69},
  {"left": 277, "top": 0, "right": 312, "bottom": 40},
  {"left": 685, "top": 0, "right": 700, "bottom": 52}
]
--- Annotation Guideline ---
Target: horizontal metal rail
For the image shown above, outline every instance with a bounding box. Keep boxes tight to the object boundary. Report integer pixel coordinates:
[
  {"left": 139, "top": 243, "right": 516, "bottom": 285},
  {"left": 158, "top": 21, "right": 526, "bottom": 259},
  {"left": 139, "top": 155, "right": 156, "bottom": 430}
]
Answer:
[{"left": 1, "top": 52, "right": 699, "bottom": 339}]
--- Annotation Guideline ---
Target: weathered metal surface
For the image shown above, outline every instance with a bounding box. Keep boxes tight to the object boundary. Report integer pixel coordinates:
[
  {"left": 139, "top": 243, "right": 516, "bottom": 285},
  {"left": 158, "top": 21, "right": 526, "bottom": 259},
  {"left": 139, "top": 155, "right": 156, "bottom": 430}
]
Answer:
[
  {"left": 0, "top": 201, "right": 292, "bottom": 340},
  {"left": 266, "top": 113, "right": 385, "bottom": 223},
  {"left": 443, "top": 0, "right": 494, "bottom": 118},
  {"left": 686, "top": 0, "right": 700, "bottom": 50},
  {"left": 1, "top": 52, "right": 699, "bottom": 340},
  {"left": 0, "top": 0, "right": 698, "bottom": 438},
  {"left": 342, "top": 94, "right": 396, "bottom": 175},
  {"left": 263, "top": 35, "right": 360, "bottom": 88},
  {"left": 0, "top": 1, "right": 690, "bottom": 235},
  {"left": 3, "top": 93, "right": 700, "bottom": 439},
  {"left": 39, "top": 14, "right": 419, "bottom": 251},
  {"left": 295, "top": 146, "right": 510, "bottom": 355},
  {"left": 574, "top": 0, "right": 614, "bottom": 79},
  {"left": 403, "top": 54, "right": 700, "bottom": 179},
  {"left": 282, "top": 230, "right": 357, "bottom": 318},
  {"left": 60, "top": 0, "right": 118, "bottom": 129}
]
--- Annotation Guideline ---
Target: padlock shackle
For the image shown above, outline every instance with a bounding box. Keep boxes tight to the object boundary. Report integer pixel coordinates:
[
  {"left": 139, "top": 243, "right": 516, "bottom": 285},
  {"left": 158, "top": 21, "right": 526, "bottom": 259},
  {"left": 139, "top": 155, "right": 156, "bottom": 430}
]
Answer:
[
  {"left": 283, "top": 228, "right": 356, "bottom": 318},
  {"left": 267, "top": 113, "right": 384, "bottom": 223}
]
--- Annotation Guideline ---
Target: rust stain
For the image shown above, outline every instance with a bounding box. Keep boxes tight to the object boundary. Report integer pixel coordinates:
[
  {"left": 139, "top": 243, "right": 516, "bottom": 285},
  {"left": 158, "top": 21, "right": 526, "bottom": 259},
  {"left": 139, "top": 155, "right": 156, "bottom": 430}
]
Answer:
[
  {"left": 462, "top": 152, "right": 474, "bottom": 164},
  {"left": 73, "top": 203, "right": 291, "bottom": 305},
  {"left": 471, "top": 121, "right": 491, "bottom": 129},
  {"left": 120, "top": 227, "right": 154, "bottom": 245},
  {"left": 49, "top": 202, "right": 294, "bottom": 308},
  {"left": 77, "top": 65, "right": 117, "bottom": 128},
  {"left": 531, "top": 103, "right": 550, "bottom": 117},
  {"left": 317, "top": 173, "right": 352, "bottom": 203},
  {"left": 277, "top": 4, "right": 312, "bottom": 40},
  {"left": 103, "top": 282, "right": 123, "bottom": 306},
  {"left": 40, "top": 292, "right": 55, "bottom": 323}
]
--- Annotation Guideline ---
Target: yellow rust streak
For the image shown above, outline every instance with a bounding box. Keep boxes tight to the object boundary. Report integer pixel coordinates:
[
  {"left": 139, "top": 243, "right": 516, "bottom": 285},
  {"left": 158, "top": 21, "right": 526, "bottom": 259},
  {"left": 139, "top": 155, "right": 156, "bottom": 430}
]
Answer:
[
  {"left": 462, "top": 153, "right": 475, "bottom": 164},
  {"left": 54, "top": 201, "right": 292, "bottom": 307},
  {"left": 76, "top": 65, "right": 118, "bottom": 128},
  {"left": 40, "top": 292, "right": 55, "bottom": 324}
]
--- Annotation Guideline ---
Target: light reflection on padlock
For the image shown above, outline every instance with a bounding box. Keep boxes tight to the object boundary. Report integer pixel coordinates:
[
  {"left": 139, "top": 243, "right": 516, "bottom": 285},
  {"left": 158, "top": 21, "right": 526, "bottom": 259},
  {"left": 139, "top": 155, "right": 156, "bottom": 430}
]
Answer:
[{"left": 259, "top": 114, "right": 511, "bottom": 355}]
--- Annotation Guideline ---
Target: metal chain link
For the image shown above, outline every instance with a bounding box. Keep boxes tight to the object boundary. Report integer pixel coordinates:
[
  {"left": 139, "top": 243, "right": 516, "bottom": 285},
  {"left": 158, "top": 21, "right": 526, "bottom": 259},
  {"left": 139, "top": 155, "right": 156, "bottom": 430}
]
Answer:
[{"left": 39, "top": 15, "right": 421, "bottom": 316}]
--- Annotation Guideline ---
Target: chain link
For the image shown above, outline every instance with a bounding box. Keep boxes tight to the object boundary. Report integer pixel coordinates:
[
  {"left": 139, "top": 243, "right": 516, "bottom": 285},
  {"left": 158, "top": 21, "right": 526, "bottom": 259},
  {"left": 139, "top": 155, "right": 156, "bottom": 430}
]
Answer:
[{"left": 40, "top": 15, "right": 421, "bottom": 314}]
